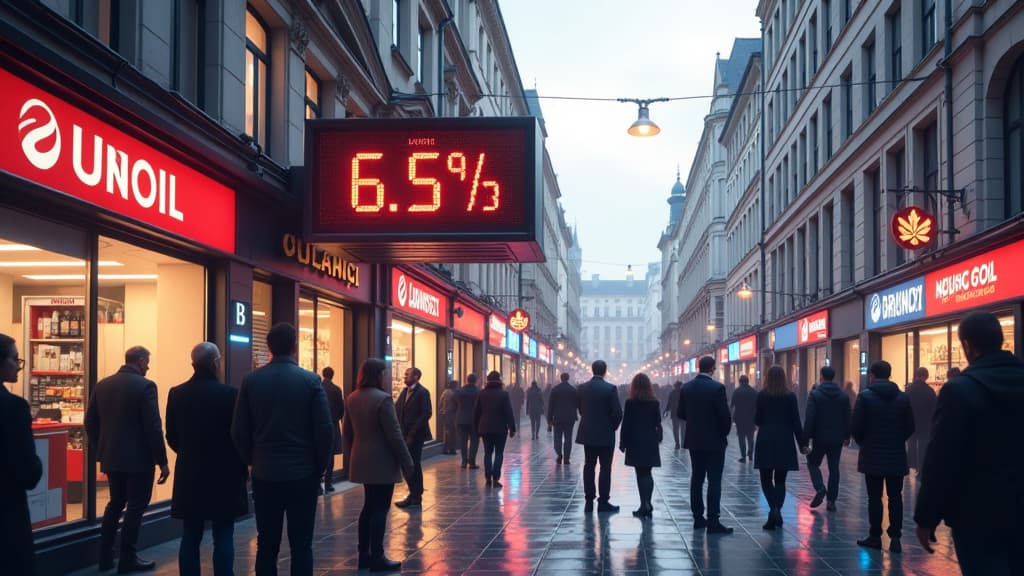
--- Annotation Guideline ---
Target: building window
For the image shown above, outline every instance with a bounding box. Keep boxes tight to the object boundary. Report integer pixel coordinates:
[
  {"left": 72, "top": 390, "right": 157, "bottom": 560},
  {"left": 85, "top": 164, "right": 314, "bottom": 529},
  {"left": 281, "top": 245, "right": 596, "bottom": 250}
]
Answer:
[
  {"left": 823, "top": 202, "right": 835, "bottom": 290},
  {"left": 841, "top": 187, "right": 856, "bottom": 286},
  {"left": 888, "top": 6, "right": 903, "bottom": 85},
  {"left": 841, "top": 71, "right": 853, "bottom": 140},
  {"left": 824, "top": 94, "right": 834, "bottom": 160},
  {"left": 305, "top": 69, "right": 321, "bottom": 119},
  {"left": 864, "top": 38, "right": 877, "bottom": 115},
  {"left": 416, "top": 26, "right": 425, "bottom": 80},
  {"left": 867, "top": 168, "right": 882, "bottom": 276},
  {"left": 810, "top": 13, "right": 819, "bottom": 73},
  {"left": 810, "top": 113, "right": 819, "bottom": 174},
  {"left": 842, "top": 0, "right": 852, "bottom": 26},
  {"left": 887, "top": 146, "right": 908, "bottom": 266},
  {"left": 920, "top": 122, "right": 940, "bottom": 215},
  {"left": 799, "top": 130, "right": 808, "bottom": 188},
  {"left": 823, "top": 0, "right": 833, "bottom": 53},
  {"left": 1005, "top": 55, "right": 1024, "bottom": 216},
  {"left": 172, "top": 0, "right": 203, "bottom": 107},
  {"left": 799, "top": 35, "right": 807, "bottom": 93},
  {"left": 921, "top": 0, "right": 936, "bottom": 56},
  {"left": 392, "top": 0, "right": 401, "bottom": 47},
  {"left": 245, "top": 7, "right": 270, "bottom": 151}
]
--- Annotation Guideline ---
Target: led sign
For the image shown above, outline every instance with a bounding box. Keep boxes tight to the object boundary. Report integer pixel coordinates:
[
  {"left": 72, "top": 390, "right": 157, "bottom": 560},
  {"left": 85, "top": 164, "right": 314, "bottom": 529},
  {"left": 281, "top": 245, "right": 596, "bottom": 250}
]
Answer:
[
  {"left": 508, "top": 308, "right": 530, "bottom": 333},
  {"left": 891, "top": 206, "right": 935, "bottom": 251},
  {"left": 306, "top": 117, "right": 543, "bottom": 262}
]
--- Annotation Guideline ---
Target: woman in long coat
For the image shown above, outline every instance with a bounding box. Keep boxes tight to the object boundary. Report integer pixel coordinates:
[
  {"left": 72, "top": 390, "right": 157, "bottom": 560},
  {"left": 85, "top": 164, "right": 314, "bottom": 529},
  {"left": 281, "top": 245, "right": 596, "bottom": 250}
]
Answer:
[
  {"left": 619, "top": 372, "right": 662, "bottom": 518},
  {"left": 343, "top": 358, "right": 414, "bottom": 572},
  {"left": 754, "top": 365, "right": 806, "bottom": 530}
]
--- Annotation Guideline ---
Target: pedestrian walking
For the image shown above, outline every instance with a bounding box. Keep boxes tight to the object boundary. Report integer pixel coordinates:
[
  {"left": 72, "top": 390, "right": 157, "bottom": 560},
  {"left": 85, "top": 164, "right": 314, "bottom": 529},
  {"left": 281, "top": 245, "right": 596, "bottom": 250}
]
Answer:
[
  {"left": 664, "top": 381, "right": 685, "bottom": 450},
  {"left": 731, "top": 374, "right": 757, "bottom": 462},
  {"left": 754, "top": 366, "right": 806, "bottom": 530},
  {"left": 619, "top": 373, "right": 662, "bottom": 518},
  {"left": 231, "top": 323, "right": 333, "bottom": 576},
  {"left": 802, "top": 366, "right": 850, "bottom": 512},
  {"left": 455, "top": 374, "right": 480, "bottom": 469},
  {"left": 343, "top": 358, "right": 414, "bottom": 573},
  {"left": 905, "top": 367, "right": 936, "bottom": 473},
  {"left": 677, "top": 356, "right": 734, "bottom": 534},
  {"left": 166, "top": 342, "right": 248, "bottom": 576},
  {"left": 0, "top": 333, "right": 43, "bottom": 576},
  {"left": 914, "top": 312, "right": 1024, "bottom": 575},
  {"left": 852, "top": 360, "right": 915, "bottom": 554},
  {"left": 86, "top": 345, "right": 170, "bottom": 573},
  {"left": 576, "top": 360, "right": 623, "bottom": 513},
  {"left": 509, "top": 381, "right": 525, "bottom": 426},
  {"left": 526, "top": 381, "right": 544, "bottom": 439},
  {"left": 394, "top": 367, "right": 432, "bottom": 508},
  {"left": 321, "top": 366, "right": 345, "bottom": 493},
  {"left": 439, "top": 380, "right": 459, "bottom": 455},
  {"left": 474, "top": 371, "right": 516, "bottom": 488},
  {"left": 547, "top": 372, "right": 578, "bottom": 465}
]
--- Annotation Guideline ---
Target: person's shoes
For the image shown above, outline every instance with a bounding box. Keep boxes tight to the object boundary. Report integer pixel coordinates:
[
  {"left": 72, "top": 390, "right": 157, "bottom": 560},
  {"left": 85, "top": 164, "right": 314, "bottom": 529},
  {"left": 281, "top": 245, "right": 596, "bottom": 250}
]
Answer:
[
  {"left": 826, "top": 500, "right": 837, "bottom": 512},
  {"left": 98, "top": 559, "right": 115, "bottom": 572},
  {"left": 584, "top": 500, "right": 594, "bottom": 513},
  {"left": 394, "top": 498, "right": 421, "bottom": 508},
  {"left": 117, "top": 558, "right": 156, "bottom": 573},
  {"left": 358, "top": 555, "right": 371, "bottom": 570},
  {"left": 706, "top": 521, "right": 734, "bottom": 535},
  {"left": 318, "top": 486, "right": 325, "bottom": 495},
  {"left": 325, "top": 483, "right": 335, "bottom": 493},
  {"left": 693, "top": 516, "right": 707, "bottom": 530},
  {"left": 368, "top": 557, "right": 402, "bottom": 572},
  {"left": 492, "top": 479, "right": 503, "bottom": 489},
  {"left": 468, "top": 463, "right": 479, "bottom": 469},
  {"left": 461, "top": 461, "right": 468, "bottom": 468},
  {"left": 738, "top": 457, "right": 746, "bottom": 462},
  {"left": 810, "top": 490, "right": 826, "bottom": 508},
  {"left": 485, "top": 477, "right": 492, "bottom": 488},
  {"left": 857, "top": 536, "right": 883, "bottom": 549},
  {"left": 674, "top": 444, "right": 680, "bottom": 450},
  {"left": 556, "top": 455, "right": 562, "bottom": 464},
  {"left": 597, "top": 502, "right": 620, "bottom": 513},
  {"left": 762, "top": 517, "right": 777, "bottom": 530},
  {"left": 890, "top": 538, "right": 902, "bottom": 553},
  {"left": 632, "top": 505, "right": 653, "bottom": 518}
]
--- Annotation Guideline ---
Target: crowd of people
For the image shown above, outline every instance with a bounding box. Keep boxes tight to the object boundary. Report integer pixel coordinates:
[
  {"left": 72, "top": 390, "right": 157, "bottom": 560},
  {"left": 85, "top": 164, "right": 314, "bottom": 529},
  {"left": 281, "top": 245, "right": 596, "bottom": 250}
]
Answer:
[{"left": 1, "top": 311, "right": 1021, "bottom": 575}]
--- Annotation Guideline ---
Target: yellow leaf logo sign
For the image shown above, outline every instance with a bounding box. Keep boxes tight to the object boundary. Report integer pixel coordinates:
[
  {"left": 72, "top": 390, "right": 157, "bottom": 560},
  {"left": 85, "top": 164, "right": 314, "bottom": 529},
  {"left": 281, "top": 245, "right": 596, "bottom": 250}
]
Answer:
[
  {"left": 509, "top": 309, "right": 530, "bottom": 332},
  {"left": 892, "top": 207, "right": 934, "bottom": 249}
]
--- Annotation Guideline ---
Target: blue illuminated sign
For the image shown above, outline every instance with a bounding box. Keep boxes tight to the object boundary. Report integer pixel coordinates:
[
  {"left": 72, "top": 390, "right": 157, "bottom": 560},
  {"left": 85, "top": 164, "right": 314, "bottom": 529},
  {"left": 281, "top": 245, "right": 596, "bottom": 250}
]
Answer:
[
  {"left": 727, "top": 341, "right": 740, "bottom": 362},
  {"left": 527, "top": 338, "right": 538, "bottom": 358},
  {"left": 505, "top": 329, "right": 521, "bottom": 352},
  {"left": 772, "top": 322, "right": 798, "bottom": 350},
  {"left": 229, "top": 300, "right": 252, "bottom": 346},
  {"left": 866, "top": 277, "right": 926, "bottom": 329}
]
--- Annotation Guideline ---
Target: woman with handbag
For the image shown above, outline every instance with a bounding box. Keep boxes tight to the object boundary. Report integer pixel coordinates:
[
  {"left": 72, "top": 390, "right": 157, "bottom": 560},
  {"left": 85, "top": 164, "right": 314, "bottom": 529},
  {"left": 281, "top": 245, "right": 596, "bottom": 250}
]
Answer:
[{"left": 619, "top": 372, "right": 663, "bottom": 518}]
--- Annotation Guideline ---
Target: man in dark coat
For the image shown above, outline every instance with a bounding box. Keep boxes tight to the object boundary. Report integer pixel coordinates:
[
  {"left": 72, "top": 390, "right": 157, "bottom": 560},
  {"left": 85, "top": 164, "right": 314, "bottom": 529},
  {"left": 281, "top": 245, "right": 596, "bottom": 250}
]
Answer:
[
  {"left": 455, "top": 374, "right": 480, "bottom": 469},
  {"left": 547, "top": 372, "right": 578, "bottom": 465},
  {"left": 905, "top": 367, "right": 936, "bottom": 473},
  {"left": 394, "top": 367, "right": 432, "bottom": 508},
  {"left": 664, "top": 381, "right": 686, "bottom": 450},
  {"left": 321, "top": 366, "right": 345, "bottom": 493},
  {"left": 576, "top": 360, "right": 623, "bottom": 513},
  {"left": 678, "top": 356, "right": 733, "bottom": 534},
  {"left": 231, "top": 323, "right": 333, "bottom": 576},
  {"left": 914, "top": 312, "right": 1024, "bottom": 575},
  {"left": 526, "top": 381, "right": 545, "bottom": 439},
  {"left": 731, "top": 375, "right": 757, "bottom": 462},
  {"left": 851, "top": 360, "right": 915, "bottom": 553},
  {"left": 0, "top": 334, "right": 43, "bottom": 576},
  {"left": 439, "top": 380, "right": 459, "bottom": 454},
  {"left": 509, "top": 382, "right": 525, "bottom": 426},
  {"left": 166, "top": 342, "right": 248, "bottom": 576},
  {"left": 803, "top": 366, "right": 850, "bottom": 511},
  {"left": 86, "top": 345, "right": 170, "bottom": 573},
  {"left": 473, "top": 372, "right": 516, "bottom": 488}
]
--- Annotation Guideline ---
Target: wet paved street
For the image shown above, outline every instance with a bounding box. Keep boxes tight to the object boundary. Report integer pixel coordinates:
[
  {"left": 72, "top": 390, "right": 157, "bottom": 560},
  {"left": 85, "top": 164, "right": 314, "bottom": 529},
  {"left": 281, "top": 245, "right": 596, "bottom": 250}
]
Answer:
[{"left": 71, "top": 419, "right": 964, "bottom": 575}]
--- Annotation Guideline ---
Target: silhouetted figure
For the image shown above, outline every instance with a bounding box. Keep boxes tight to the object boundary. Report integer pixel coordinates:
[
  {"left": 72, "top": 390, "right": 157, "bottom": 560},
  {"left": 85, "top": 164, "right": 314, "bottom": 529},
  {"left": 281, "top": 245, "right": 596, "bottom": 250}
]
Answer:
[
  {"left": 455, "top": 374, "right": 481, "bottom": 469},
  {"left": 474, "top": 371, "right": 516, "bottom": 488},
  {"left": 915, "top": 312, "right": 1024, "bottom": 575},
  {"left": 678, "top": 356, "right": 733, "bottom": 534},
  {"left": 803, "top": 366, "right": 851, "bottom": 512},
  {"left": 87, "top": 345, "right": 170, "bottom": 573},
  {"left": 577, "top": 360, "right": 623, "bottom": 513},
  {"left": 852, "top": 360, "right": 914, "bottom": 554},
  {"left": 439, "top": 380, "right": 458, "bottom": 455},
  {"left": 526, "top": 381, "right": 544, "bottom": 439},
  {"left": 167, "top": 342, "right": 247, "bottom": 576},
  {"left": 394, "top": 367, "right": 432, "bottom": 508},
  {"left": 754, "top": 366, "right": 805, "bottom": 530},
  {"left": 0, "top": 333, "right": 42, "bottom": 576},
  {"left": 731, "top": 375, "right": 757, "bottom": 462},
  {"left": 619, "top": 373, "right": 662, "bottom": 518},
  {"left": 321, "top": 366, "right": 345, "bottom": 493},
  {"left": 905, "top": 367, "right": 936, "bottom": 472},
  {"left": 509, "top": 382, "right": 525, "bottom": 425},
  {"left": 344, "top": 358, "right": 413, "bottom": 573},
  {"left": 664, "top": 381, "right": 686, "bottom": 450},
  {"left": 547, "top": 373, "right": 578, "bottom": 465}
]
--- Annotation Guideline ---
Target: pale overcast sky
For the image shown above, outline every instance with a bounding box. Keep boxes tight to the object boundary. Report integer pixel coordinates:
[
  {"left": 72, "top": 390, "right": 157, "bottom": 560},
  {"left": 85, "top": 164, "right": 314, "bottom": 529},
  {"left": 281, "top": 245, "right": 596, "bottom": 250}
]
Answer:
[{"left": 500, "top": 1, "right": 762, "bottom": 280}]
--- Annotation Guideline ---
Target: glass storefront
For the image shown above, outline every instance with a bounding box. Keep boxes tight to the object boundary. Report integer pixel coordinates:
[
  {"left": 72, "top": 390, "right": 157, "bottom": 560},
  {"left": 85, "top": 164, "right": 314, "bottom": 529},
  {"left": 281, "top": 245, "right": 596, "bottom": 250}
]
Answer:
[
  {"left": 487, "top": 351, "right": 501, "bottom": 375},
  {"left": 807, "top": 345, "right": 828, "bottom": 389},
  {"left": 842, "top": 338, "right": 861, "bottom": 392},
  {"left": 452, "top": 337, "right": 478, "bottom": 383},
  {"left": 390, "top": 318, "right": 439, "bottom": 438},
  {"left": 252, "top": 280, "right": 272, "bottom": 368}
]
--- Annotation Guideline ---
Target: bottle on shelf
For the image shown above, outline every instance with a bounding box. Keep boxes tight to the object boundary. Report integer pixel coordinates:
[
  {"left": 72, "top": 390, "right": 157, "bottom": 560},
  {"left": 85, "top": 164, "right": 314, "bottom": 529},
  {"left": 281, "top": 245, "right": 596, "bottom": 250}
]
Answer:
[
  {"left": 60, "top": 309, "right": 71, "bottom": 338},
  {"left": 69, "top": 309, "right": 79, "bottom": 337},
  {"left": 51, "top": 309, "right": 60, "bottom": 338}
]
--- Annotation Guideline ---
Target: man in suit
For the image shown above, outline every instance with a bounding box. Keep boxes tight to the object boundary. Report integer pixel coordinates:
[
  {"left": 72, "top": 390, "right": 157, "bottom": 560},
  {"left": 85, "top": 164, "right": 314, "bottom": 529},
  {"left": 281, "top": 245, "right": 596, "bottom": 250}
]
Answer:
[
  {"left": 678, "top": 356, "right": 733, "bottom": 534},
  {"left": 321, "top": 366, "right": 345, "bottom": 493},
  {"left": 395, "top": 367, "right": 432, "bottom": 508},
  {"left": 547, "top": 372, "right": 578, "bottom": 465},
  {"left": 86, "top": 346, "right": 170, "bottom": 573},
  {"left": 802, "top": 366, "right": 851, "bottom": 511},
  {"left": 232, "top": 323, "right": 333, "bottom": 576},
  {"left": 905, "top": 367, "right": 936, "bottom": 473},
  {"left": 166, "top": 342, "right": 248, "bottom": 576},
  {"left": 576, "top": 360, "right": 623, "bottom": 513},
  {"left": 731, "top": 375, "right": 757, "bottom": 462},
  {"left": 455, "top": 374, "right": 480, "bottom": 469}
]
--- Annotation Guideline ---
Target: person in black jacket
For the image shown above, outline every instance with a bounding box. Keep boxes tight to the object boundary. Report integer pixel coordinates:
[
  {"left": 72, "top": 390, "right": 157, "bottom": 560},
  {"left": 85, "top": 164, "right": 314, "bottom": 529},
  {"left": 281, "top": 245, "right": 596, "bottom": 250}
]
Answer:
[
  {"left": 663, "top": 381, "right": 685, "bottom": 450},
  {"left": 0, "top": 334, "right": 43, "bottom": 576},
  {"left": 166, "top": 342, "right": 248, "bottom": 576},
  {"left": 547, "top": 373, "right": 578, "bottom": 465},
  {"left": 851, "top": 360, "right": 915, "bottom": 553},
  {"left": 803, "top": 366, "right": 850, "bottom": 512},
  {"left": 321, "top": 366, "right": 345, "bottom": 493},
  {"left": 526, "top": 381, "right": 545, "bottom": 439},
  {"left": 86, "top": 345, "right": 170, "bottom": 573},
  {"left": 678, "top": 356, "right": 733, "bottom": 534},
  {"left": 455, "top": 374, "right": 481, "bottom": 469},
  {"left": 754, "top": 366, "right": 805, "bottom": 530},
  {"left": 473, "top": 371, "right": 516, "bottom": 488},
  {"left": 576, "top": 360, "right": 623, "bottom": 513},
  {"left": 619, "top": 373, "right": 662, "bottom": 518},
  {"left": 905, "top": 367, "right": 936, "bottom": 473},
  {"left": 731, "top": 375, "right": 757, "bottom": 462},
  {"left": 914, "top": 312, "right": 1024, "bottom": 575},
  {"left": 394, "top": 367, "right": 432, "bottom": 508}
]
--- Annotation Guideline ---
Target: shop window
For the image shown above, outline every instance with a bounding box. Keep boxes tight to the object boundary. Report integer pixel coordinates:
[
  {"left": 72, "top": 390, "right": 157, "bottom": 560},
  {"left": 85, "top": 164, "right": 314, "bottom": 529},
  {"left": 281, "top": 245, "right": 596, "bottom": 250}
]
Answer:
[
  {"left": 843, "top": 338, "right": 861, "bottom": 392},
  {"left": 252, "top": 280, "right": 272, "bottom": 368},
  {"left": 1005, "top": 55, "right": 1024, "bottom": 216},
  {"left": 245, "top": 7, "right": 270, "bottom": 151},
  {"left": 297, "top": 297, "right": 316, "bottom": 371},
  {"left": 881, "top": 331, "right": 913, "bottom": 389},
  {"left": 305, "top": 68, "right": 321, "bottom": 119},
  {"left": 390, "top": 319, "right": 439, "bottom": 438}
]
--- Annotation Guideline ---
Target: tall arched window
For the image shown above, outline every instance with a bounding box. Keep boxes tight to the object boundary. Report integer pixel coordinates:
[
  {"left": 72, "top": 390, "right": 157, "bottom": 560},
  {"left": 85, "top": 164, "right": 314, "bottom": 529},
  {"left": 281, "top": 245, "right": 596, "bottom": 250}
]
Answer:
[
  {"left": 1006, "top": 55, "right": 1024, "bottom": 217},
  {"left": 245, "top": 7, "right": 270, "bottom": 150}
]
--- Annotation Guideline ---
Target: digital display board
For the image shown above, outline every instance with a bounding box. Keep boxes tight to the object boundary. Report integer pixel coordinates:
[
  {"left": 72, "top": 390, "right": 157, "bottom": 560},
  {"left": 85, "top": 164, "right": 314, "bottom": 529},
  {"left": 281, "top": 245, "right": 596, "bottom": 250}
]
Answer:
[{"left": 306, "top": 117, "right": 543, "bottom": 262}]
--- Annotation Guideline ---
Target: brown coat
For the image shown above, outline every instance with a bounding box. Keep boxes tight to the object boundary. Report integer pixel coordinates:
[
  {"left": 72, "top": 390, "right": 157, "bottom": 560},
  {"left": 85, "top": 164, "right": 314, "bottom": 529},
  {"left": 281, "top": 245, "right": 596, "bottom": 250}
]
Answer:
[{"left": 343, "top": 386, "right": 413, "bottom": 484}]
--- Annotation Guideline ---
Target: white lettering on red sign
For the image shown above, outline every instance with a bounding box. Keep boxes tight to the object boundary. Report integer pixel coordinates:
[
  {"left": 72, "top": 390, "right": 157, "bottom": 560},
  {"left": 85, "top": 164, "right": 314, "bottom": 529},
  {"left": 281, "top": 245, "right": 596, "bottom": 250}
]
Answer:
[{"left": 932, "top": 262, "right": 999, "bottom": 301}]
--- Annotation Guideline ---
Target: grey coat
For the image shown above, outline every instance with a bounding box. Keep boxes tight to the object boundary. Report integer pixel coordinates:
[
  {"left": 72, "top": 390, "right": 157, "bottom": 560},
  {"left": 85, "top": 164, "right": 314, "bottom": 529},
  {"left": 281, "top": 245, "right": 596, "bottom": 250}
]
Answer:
[{"left": 343, "top": 386, "right": 413, "bottom": 484}]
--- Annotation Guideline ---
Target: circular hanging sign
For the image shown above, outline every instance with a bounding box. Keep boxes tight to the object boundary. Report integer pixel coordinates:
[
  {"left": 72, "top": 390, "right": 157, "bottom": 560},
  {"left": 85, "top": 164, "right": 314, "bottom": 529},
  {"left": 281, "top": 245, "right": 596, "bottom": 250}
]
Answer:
[
  {"left": 508, "top": 308, "right": 531, "bottom": 333},
  {"left": 891, "top": 206, "right": 935, "bottom": 250}
]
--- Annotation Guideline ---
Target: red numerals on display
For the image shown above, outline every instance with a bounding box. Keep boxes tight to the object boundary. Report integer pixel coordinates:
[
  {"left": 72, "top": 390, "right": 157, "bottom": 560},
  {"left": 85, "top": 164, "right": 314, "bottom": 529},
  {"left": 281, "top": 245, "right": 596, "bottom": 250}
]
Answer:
[{"left": 349, "top": 151, "right": 500, "bottom": 214}]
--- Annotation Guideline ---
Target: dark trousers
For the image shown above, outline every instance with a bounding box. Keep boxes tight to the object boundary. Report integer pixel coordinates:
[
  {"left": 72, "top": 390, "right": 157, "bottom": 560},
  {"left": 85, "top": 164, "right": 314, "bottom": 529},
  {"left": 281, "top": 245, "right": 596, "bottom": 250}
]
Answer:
[
  {"left": 689, "top": 449, "right": 725, "bottom": 521},
  {"left": 251, "top": 475, "right": 319, "bottom": 576},
  {"left": 736, "top": 428, "right": 754, "bottom": 458},
  {"left": 100, "top": 470, "right": 154, "bottom": 564},
  {"left": 481, "top": 433, "right": 508, "bottom": 480},
  {"left": 865, "top": 474, "right": 904, "bottom": 538},
  {"left": 758, "top": 468, "right": 789, "bottom": 511},
  {"left": 458, "top": 424, "right": 479, "bottom": 464},
  {"left": 443, "top": 417, "right": 458, "bottom": 453},
  {"left": 583, "top": 445, "right": 614, "bottom": 503},
  {"left": 552, "top": 423, "right": 574, "bottom": 460},
  {"left": 671, "top": 419, "right": 685, "bottom": 447},
  {"left": 405, "top": 439, "right": 424, "bottom": 499},
  {"left": 953, "top": 526, "right": 1022, "bottom": 576},
  {"left": 529, "top": 414, "right": 542, "bottom": 438},
  {"left": 179, "top": 518, "right": 235, "bottom": 576},
  {"left": 806, "top": 444, "right": 843, "bottom": 502},
  {"left": 358, "top": 484, "right": 395, "bottom": 561},
  {"left": 634, "top": 466, "right": 654, "bottom": 507}
]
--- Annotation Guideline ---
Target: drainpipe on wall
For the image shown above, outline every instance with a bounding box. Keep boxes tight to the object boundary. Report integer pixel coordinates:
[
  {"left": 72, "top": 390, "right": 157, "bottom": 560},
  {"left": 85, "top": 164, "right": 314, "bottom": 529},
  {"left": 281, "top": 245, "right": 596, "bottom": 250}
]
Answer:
[
  {"left": 437, "top": 14, "right": 454, "bottom": 117},
  {"left": 942, "top": 0, "right": 956, "bottom": 245}
]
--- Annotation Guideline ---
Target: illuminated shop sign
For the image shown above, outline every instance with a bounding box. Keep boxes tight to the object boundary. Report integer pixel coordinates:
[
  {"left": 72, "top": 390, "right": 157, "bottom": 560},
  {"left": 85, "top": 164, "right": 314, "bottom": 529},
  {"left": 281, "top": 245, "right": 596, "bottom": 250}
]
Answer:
[
  {"left": 488, "top": 315, "right": 507, "bottom": 348},
  {"left": 718, "top": 347, "right": 729, "bottom": 364},
  {"left": 508, "top": 308, "right": 530, "bottom": 332},
  {"left": 391, "top": 268, "right": 447, "bottom": 325},
  {"left": 538, "top": 343, "right": 550, "bottom": 364},
  {"left": 797, "top": 310, "right": 829, "bottom": 345},
  {"left": 505, "top": 328, "right": 521, "bottom": 353},
  {"left": 772, "top": 322, "right": 798, "bottom": 350},
  {"left": 891, "top": 206, "right": 936, "bottom": 251},
  {"left": 925, "top": 239, "right": 1024, "bottom": 316},
  {"left": 866, "top": 277, "right": 926, "bottom": 329},
  {"left": 526, "top": 337, "right": 538, "bottom": 358},
  {"left": 453, "top": 302, "right": 486, "bottom": 340},
  {"left": 282, "top": 233, "right": 360, "bottom": 288},
  {"left": 738, "top": 336, "right": 757, "bottom": 359},
  {"left": 727, "top": 341, "right": 740, "bottom": 362}
]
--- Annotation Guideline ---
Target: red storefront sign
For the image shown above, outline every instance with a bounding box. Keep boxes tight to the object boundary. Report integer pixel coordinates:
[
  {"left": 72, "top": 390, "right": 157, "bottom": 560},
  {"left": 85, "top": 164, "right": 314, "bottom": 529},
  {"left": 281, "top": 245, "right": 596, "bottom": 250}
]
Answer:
[
  {"left": 453, "top": 301, "right": 486, "bottom": 340},
  {"left": 538, "top": 343, "right": 551, "bottom": 364},
  {"left": 718, "top": 347, "right": 729, "bottom": 364},
  {"left": 738, "top": 336, "right": 757, "bottom": 360},
  {"left": 925, "top": 239, "right": 1024, "bottom": 316},
  {"left": 391, "top": 268, "right": 447, "bottom": 325},
  {"left": 798, "top": 310, "right": 829, "bottom": 345},
  {"left": 0, "top": 67, "right": 235, "bottom": 253},
  {"left": 488, "top": 314, "right": 507, "bottom": 348}
]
